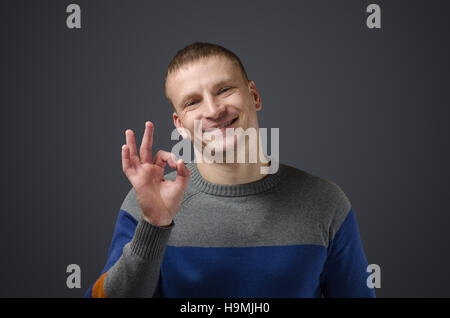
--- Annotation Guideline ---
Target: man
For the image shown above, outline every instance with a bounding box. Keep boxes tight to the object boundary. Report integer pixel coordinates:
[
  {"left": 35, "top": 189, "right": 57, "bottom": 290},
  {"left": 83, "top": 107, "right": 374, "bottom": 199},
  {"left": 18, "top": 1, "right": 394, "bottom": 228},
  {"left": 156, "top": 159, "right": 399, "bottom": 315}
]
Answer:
[{"left": 85, "top": 42, "right": 375, "bottom": 298}]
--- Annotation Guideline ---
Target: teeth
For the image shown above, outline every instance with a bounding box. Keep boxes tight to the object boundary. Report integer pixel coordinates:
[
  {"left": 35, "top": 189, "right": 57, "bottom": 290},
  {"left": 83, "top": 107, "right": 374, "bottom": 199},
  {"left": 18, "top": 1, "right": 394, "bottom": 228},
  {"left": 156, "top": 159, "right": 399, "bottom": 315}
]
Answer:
[{"left": 217, "top": 119, "right": 234, "bottom": 129}]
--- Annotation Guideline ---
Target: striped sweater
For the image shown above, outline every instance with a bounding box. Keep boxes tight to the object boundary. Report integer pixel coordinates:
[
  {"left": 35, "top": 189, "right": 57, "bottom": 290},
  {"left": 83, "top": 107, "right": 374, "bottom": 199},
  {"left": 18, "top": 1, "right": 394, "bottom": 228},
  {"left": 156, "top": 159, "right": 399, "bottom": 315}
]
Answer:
[{"left": 85, "top": 162, "right": 375, "bottom": 298}]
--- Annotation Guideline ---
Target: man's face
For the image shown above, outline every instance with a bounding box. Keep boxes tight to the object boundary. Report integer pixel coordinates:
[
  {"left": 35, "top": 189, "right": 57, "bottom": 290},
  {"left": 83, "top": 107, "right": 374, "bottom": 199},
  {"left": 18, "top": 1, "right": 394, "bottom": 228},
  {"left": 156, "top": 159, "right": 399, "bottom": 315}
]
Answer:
[{"left": 166, "top": 55, "right": 262, "bottom": 157}]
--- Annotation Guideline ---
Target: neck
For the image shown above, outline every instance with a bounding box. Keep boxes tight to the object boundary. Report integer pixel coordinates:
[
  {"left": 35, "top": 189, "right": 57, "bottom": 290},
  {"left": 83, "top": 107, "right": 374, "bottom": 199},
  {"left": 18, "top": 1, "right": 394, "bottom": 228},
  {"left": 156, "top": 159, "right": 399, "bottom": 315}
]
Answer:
[{"left": 196, "top": 159, "right": 270, "bottom": 185}]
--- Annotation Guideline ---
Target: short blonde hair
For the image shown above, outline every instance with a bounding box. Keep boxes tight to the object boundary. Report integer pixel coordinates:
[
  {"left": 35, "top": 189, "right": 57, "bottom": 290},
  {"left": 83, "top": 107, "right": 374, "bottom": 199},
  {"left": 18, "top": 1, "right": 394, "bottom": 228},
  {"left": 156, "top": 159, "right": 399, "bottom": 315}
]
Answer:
[{"left": 164, "top": 42, "right": 249, "bottom": 111}]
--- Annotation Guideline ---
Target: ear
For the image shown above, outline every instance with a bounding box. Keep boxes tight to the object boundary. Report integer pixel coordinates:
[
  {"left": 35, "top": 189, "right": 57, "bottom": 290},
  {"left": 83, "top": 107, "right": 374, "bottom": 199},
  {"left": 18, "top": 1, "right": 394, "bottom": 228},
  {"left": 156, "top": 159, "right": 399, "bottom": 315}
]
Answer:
[
  {"left": 248, "top": 80, "right": 262, "bottom": 111},
  {"left": 173, "top": 112, "right": 189, "bottom": 139}
]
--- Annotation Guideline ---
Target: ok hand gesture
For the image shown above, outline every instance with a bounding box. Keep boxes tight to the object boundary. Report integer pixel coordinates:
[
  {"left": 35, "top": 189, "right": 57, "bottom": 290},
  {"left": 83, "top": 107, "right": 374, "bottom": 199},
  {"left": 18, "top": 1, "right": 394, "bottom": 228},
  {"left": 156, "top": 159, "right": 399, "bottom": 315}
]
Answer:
[{"left": 122, "top": 122, "right": 191, "bottom": 227}]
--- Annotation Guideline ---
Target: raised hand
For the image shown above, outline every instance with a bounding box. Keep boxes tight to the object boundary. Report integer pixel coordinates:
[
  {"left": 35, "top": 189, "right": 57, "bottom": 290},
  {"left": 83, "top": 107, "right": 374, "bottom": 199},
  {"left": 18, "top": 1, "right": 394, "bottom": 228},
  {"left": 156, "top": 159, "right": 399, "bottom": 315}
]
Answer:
[{"left": 121, "top": 121, "right": 191, "bottom": 227}]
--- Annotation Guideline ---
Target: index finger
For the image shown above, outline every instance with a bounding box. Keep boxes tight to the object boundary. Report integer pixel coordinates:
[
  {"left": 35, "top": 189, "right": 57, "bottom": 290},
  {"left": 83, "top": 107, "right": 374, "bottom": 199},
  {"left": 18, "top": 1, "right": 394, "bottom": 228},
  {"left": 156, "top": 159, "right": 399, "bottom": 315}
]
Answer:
[{"left": 140, "top": 121, "right": 154, "bottom": 163}]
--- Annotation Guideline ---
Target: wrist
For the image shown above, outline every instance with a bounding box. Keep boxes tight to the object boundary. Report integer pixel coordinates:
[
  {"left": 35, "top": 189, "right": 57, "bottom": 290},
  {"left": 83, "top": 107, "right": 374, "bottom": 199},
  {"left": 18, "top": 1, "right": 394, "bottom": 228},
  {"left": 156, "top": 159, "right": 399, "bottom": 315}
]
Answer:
[{"left": 143, "top": 215, "right": 173, "bottom": 228}]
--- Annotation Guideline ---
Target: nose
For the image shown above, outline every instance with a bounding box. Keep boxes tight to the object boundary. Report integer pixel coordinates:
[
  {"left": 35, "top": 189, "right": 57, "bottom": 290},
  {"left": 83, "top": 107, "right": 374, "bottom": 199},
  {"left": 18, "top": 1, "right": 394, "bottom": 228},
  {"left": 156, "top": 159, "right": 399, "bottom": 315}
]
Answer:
[{"left": 203, "top": 93, "right": 225, "bottom": 120}]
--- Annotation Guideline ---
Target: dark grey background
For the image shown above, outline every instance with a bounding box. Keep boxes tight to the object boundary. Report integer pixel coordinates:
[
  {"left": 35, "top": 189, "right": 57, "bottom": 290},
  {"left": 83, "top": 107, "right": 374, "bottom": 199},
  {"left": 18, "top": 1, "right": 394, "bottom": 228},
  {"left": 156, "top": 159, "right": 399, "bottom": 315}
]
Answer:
[{"left": 1, "top": 0, "right": 449, "bottom": 297}]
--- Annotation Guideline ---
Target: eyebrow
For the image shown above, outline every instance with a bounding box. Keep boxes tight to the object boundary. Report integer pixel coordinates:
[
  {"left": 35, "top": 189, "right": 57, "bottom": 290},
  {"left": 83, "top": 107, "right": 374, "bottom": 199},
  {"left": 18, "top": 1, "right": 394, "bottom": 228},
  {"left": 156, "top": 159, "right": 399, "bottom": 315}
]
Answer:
[{"left": 178, "top": 79, "right": 236, "bottom": 108}]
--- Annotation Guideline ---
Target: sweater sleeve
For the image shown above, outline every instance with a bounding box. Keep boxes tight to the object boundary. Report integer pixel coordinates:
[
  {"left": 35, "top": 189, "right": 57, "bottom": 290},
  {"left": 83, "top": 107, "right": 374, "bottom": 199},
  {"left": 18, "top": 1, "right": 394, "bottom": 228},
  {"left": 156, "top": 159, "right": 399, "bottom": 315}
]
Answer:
[
  {"left": 84, "top": 209, "right": 173, "bottom": 298},
  {"left": 319, "top": 207, "right": 376, "bottom": 298}
]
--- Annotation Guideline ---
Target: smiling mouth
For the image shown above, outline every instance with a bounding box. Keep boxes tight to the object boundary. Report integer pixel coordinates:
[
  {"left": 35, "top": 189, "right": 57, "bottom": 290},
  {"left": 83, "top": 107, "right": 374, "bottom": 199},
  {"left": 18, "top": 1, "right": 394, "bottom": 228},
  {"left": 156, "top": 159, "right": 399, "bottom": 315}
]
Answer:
[
  {"left": 216, "top": 117, "right": 239, "bottom": 129},
  {"left": 204, "top": 117, "right": 239, "bottom": 131}
]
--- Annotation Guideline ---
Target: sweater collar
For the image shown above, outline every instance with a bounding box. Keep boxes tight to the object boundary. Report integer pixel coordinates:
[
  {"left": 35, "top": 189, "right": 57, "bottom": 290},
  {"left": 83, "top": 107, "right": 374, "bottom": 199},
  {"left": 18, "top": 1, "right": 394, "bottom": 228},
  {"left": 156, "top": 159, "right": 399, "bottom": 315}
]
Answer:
[{"left": 186, "top": 161, "right": 282, "bottom": 197}]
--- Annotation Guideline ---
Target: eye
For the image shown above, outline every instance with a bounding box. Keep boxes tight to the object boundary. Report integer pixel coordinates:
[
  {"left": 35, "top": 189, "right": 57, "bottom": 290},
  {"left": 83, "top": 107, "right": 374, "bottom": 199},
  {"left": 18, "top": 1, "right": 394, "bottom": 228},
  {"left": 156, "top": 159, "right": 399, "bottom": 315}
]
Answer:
[
  {"left": 185, "top": 100, "right": 199, "bottom": 107},
  {"left": 218, "top": 87, "right": 231, "bottom": 94}
]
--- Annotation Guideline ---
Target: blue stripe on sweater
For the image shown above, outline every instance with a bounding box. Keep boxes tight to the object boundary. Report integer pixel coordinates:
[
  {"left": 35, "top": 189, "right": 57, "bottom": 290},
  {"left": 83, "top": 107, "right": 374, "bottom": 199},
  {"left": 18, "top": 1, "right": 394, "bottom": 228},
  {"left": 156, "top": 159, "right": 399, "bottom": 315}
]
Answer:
[
  {"left": 158, "top": 208, "right": 375, "bottom": 298},
  {"left": 160, "top": 244, "right": 326, "bottom": 297}
]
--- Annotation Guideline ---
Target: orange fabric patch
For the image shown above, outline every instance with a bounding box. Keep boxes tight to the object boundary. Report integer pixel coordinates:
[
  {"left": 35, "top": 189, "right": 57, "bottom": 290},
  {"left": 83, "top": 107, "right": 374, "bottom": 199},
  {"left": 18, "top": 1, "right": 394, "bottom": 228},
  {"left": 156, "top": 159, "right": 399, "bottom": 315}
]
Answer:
[{"left": 92, "top": 272, "right": 108, "bottom": 298}]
